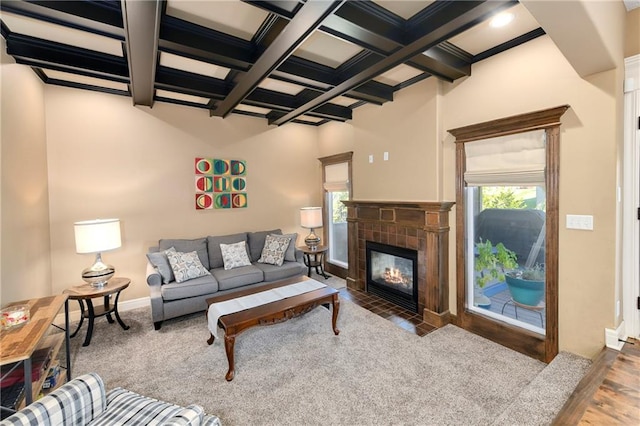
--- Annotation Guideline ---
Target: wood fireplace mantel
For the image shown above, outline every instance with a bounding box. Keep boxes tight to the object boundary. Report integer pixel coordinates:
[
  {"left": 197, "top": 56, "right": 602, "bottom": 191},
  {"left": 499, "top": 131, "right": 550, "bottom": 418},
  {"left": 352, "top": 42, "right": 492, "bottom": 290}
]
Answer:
[{"left": 342, "top": 200, "right": 454, "bottom": 327}]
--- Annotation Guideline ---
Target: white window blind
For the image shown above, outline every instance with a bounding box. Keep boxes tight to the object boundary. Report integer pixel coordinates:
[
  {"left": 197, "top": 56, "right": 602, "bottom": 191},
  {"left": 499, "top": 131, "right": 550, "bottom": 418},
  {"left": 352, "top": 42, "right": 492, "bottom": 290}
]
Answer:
[
  {"left": 464, "top": 130, "right": 546, "bottom": 186},
  {"left": 324, "top": 162, "right": 349, "bottom": 192}
]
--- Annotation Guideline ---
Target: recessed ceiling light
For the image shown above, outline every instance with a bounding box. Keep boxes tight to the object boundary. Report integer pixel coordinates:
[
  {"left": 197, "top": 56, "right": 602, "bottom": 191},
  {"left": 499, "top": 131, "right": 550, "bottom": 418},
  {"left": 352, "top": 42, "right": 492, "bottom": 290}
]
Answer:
[{"left": 489, "top": 12, "right": 514, "bottom": 28}]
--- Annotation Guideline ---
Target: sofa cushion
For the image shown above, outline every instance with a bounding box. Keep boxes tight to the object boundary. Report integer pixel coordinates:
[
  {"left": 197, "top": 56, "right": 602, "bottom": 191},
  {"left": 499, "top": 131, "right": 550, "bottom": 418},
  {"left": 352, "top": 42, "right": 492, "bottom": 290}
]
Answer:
[
  {"left": 211, "top": 265, "right": 264, "bottom": 291},
  {"left": 257, "top": 234, "right": 292, "bottom": 266},
  {"left": 279, "top": 233, "right": 298, "bottom": 262},
  {"left": 165, "top": 249, "right": 211, "bottom": 283},
  {"left": 159, "top": 238, "right": 209, "bottom": 270},
  {"left": 162, "top": 404, "right": 204, "bottom": 426},
  {"left": 146, "top": 251, "right": 174, "bottom": 284},
  {"left": 220, "top": 241, "right": 252, "bottom": 270},
  {"left": 247, "top": 229, "right": 281, "bottom": 262},
  {"left": 160, "top": 274, "right": 219, "bottom": 301},
  {"left": 207, "top": 233, "right": 248, "bottom": 269},
  {"left": 253, "top": 261, "right": 305, "bottom": 282}
]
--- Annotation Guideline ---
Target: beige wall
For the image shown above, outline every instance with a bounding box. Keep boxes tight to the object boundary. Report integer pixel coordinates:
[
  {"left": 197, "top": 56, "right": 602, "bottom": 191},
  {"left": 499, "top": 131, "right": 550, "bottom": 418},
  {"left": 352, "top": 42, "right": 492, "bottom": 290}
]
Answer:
[
  {"left": 625, "top": 7, "right": 640, "bottom": 58},
  {"left": 0, "top": 39, "right": 52, "bottom": 304},
  {"left": 442, "top": 36, "right": 620, "bottom": 359},
  {"left": 44, "top": 87, "right": 321, "bottom": 302},
  {"left": 318, "top": 77, "right": 442, "bottom": 201},
  {"left": 319, "top": 36, "right": 621, "bottom": 359}
]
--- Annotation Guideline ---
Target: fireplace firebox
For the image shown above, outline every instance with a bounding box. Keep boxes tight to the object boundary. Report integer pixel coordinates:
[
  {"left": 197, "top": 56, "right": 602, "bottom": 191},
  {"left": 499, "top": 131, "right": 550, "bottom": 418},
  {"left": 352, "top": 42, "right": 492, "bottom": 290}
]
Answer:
[{"left": 366, "top": 241, "right": 418, "bottom": 312}]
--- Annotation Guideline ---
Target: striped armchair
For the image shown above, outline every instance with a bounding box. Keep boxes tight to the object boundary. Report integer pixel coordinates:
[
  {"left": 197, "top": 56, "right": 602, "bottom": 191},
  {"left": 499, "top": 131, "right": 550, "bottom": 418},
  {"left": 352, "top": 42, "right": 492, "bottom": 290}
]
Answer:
[{"left": 1, "top": 373, "right": 221, "bottom": 426}]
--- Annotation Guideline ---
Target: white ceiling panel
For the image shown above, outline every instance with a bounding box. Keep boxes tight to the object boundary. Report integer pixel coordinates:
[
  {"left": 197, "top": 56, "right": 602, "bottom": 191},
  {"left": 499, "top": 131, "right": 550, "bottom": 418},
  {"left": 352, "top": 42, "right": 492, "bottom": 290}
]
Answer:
[
  {"left": 235, "top": 104, "right": 271, "bottom": 115},
  {"left": 156, "top": 89, "right": 209, "bottom": 104},
  {"left": 258, "top": 78, "right": 304, "bottom": 95},
  {"left": 298, "top": 115, "right": 324, "bottom": 123},
  {"left": 1, "top": 12, "right": 123, "bottom": 56},
  {"left": 159, "top": 52, "right": 230, "bottom": 79},
  {"left": 331, "top": 96, "right": 357, "bottom": 107},
  {"left": 166, "top": 0, "right": 268, "bottom": 41},
  {"left": 374, "top": 64, "right": 423, "bottom": 86},
  {"left": 448, "top": 4, "right": 540, "bottom": 56},
  {"left": 44, "top": 69, "right": 128, "bottom": 91},
  {"left": 294, "top": 32, "right": 363, "bottom": 69}
]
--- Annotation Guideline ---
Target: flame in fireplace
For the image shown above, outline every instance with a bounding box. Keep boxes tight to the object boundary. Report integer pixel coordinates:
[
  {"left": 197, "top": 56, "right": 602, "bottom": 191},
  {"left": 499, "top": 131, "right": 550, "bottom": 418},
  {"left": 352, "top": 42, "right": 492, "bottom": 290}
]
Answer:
[{"left": 384, "top": 267, "right": 410, "bottom": 286}]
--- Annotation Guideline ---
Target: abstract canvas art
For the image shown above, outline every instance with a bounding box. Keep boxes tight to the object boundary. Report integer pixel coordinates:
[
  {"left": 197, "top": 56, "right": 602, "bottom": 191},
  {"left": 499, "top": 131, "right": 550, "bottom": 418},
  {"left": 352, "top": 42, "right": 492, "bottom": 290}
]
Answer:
[{"left": 195, "top": 157, "right": 247, "bottom": 209}]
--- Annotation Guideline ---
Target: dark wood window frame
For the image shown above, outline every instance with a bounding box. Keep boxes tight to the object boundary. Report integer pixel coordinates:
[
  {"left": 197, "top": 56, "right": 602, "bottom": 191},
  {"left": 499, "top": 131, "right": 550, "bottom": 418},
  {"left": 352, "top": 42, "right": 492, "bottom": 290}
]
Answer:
[
  {"left": 318, "top": 151, "right": 353, "bottom": 279},
  {"left": 448, "top": 105, "right": 569, "bottom": 363}
]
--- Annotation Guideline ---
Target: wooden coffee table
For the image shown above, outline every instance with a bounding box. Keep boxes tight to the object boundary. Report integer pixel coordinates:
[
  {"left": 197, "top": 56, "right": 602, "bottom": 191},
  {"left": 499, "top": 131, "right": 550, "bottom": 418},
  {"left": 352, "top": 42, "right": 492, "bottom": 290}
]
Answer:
[{"left": 206, "top": 276, "right": 340, "bottom": 381}]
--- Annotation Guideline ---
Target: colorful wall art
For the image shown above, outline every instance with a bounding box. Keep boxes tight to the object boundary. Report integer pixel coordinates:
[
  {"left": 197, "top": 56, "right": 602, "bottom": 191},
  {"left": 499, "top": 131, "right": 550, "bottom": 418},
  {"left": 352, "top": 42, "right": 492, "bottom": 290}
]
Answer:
[{"left": 195, "top": 158, "right": 247, "bottom": 209}]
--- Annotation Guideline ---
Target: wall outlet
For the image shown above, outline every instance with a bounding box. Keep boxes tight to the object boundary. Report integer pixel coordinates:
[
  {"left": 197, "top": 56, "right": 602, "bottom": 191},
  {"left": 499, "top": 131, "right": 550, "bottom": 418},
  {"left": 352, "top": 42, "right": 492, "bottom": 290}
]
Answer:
[
  {"left": 566, "top": 214, "right": 593, "bottom": 230},
  {"left": 368, "top": 154, "right": 373, "bottom": 163}
]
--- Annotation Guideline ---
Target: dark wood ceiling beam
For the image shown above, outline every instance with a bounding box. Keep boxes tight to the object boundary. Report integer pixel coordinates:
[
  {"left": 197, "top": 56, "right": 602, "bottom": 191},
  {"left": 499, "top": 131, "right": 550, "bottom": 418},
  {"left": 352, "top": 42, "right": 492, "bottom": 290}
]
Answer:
[
  {"left": 241, "top": 0, "right": 303, "bottom": 20},
  {"left": 210, "top": 0, "right": 345, "bottom": 118},
  {"left": 0, "top": 0, "right": 124, "bottom": 39},
  {"left": 5, "top": 33, "right": 129, "bottom": 78},
  {"left": 245, "top": 88, "right": 351, "bottom": 122},
  {"left": 121, "top": 0, "right": 161, "bottom": 107},
  {"left": 155, "top": 67, "right": 230, "bottom": 100},
  {"left": 272, "top": 0, "right": 513, "bottom": 125},
  {"left": 159, "top": 16, "right": 254, "bottom": 71}
]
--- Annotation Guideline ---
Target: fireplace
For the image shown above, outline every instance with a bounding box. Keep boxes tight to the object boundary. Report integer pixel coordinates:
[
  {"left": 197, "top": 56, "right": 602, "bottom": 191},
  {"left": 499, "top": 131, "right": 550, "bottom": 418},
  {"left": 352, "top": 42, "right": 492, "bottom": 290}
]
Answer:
[{"left": 366, "top": 241, "right": 418, "bottom": 312}]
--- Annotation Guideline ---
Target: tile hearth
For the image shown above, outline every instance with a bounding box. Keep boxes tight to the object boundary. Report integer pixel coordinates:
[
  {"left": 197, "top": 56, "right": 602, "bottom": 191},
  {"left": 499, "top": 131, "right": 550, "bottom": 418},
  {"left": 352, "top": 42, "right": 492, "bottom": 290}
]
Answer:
[{"left": 338, "top": 287, "right": 436, "bottom": 337}]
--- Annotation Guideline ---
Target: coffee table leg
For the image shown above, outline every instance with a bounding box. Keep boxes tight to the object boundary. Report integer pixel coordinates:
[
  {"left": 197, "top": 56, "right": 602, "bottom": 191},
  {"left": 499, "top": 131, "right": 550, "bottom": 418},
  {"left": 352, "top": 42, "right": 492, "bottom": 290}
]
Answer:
[
  {"left": 331, "top": 294, "right": 340, "bottom": 335},
  {"left": 224, "top": 334, "right": 236, "bottom": 381}
]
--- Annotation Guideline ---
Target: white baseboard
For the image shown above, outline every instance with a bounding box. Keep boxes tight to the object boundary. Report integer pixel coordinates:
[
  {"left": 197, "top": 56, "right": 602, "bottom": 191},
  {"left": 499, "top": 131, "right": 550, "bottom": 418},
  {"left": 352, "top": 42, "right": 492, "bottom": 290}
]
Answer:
[
  {"left": 605, "top": 320, "right": 626, "bottom": 350},
  {"left": 54, "top": 296, "right": 150, "bottom": 325}
]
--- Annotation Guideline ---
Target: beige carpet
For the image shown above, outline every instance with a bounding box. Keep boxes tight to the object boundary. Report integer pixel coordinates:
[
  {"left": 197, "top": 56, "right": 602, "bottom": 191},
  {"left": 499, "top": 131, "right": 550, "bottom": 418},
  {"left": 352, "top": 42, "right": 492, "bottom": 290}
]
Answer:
[{"left": 68, "top": 287, "right": 589, "bottom": 425}]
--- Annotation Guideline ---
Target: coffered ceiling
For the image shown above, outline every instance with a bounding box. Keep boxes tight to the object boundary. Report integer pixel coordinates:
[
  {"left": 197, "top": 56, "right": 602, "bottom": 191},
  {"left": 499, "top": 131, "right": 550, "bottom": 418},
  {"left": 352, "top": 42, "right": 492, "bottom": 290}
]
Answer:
[{"left": 0, "top": 0, "right": 545, "bottom": 126}]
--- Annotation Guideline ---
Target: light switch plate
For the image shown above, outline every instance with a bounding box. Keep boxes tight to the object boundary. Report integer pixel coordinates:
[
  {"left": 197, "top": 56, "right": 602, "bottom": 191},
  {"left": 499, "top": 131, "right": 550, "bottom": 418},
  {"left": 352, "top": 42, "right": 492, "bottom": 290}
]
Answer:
[
  {"left": 566, "top": 214, "right": 594, "bottom": 230},
  {"left": 368, "top": 154, "right": 374, "bottom": 163},
  {"left": 383, "top": 152, "right": 389, "bottom": 161}
]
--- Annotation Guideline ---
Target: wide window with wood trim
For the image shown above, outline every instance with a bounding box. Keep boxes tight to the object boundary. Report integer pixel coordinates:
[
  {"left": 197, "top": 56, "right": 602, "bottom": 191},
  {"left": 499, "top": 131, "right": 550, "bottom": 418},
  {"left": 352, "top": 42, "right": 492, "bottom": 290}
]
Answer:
[
  {"left": 449, "top": 106, "right": 569, "bottom": 363},
  {"left": 319, "top": 152, "right": 353, "bottom": 279}
]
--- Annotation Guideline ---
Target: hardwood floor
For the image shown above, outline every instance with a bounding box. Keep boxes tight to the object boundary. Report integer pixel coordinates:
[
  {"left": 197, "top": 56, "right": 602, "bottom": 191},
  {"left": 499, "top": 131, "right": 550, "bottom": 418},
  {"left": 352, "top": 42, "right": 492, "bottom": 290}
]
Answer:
[{"left": 554, "top": 338, "right": 640, "bottom": 425}]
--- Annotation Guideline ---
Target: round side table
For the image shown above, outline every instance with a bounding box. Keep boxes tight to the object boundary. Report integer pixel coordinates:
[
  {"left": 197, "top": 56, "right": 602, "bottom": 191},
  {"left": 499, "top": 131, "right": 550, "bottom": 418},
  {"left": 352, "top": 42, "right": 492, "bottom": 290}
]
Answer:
[
  {"left": 64, "top": 277, "right": 131, "bottom": 347},
  {"left": 297, "top": 245, "right": 330, "bottom": 279}
]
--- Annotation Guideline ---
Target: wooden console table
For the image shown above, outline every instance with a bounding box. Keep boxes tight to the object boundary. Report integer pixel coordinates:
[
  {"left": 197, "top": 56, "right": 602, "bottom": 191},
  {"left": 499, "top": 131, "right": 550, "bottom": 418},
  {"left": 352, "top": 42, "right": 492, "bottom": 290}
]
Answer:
[{"left": 0, "top": 295, "right": 71, "bottom": 414}]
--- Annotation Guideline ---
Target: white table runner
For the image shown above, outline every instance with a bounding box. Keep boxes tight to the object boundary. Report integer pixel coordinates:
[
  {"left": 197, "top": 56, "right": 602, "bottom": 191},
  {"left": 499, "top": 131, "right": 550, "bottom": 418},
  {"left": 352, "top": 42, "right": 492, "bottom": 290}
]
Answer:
[{"left": 207, "top": 279, "right": 327, "bottom": 339}]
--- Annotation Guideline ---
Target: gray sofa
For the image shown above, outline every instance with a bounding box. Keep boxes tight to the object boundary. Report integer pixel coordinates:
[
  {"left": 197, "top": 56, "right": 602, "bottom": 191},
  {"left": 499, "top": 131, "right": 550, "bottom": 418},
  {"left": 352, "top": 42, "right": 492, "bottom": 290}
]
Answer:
[{"left": 146, "top": 229, "right": 304, "bottom": 330}]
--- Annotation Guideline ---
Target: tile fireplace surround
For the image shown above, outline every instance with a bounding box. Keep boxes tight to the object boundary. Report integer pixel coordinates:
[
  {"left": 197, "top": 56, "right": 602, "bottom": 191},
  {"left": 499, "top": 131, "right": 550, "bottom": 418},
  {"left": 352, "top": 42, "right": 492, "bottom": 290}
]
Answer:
[{"left": 343, "top": 200, "right": 454, "bottom": 327}]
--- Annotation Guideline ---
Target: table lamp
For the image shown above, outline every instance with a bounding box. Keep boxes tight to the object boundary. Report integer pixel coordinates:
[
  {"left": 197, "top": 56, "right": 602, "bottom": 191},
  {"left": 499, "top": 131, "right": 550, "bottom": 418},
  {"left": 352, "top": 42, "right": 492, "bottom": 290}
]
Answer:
[
  {"left": 300, "top": 207, "right": 322, "bottom": 250},
  {"left": 74, "top": 218, "right": 122, "bottom": 287}
]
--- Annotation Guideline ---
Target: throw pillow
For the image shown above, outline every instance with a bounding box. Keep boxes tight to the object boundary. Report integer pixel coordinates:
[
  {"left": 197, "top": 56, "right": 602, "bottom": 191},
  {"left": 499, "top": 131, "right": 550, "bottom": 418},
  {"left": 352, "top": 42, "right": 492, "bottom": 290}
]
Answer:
[
  {"left": 146, "top": 251, "right": 174, "bottom": 284},
  {"left": 277, "top": 233, "right": 298, "bottom": 262},
  {"left": 165, "top": 249, "right": 210, "bottom": 283},
  {"left": 220, "top": 241, "right": 252, "bottom": 270},
  {"left": 258, "top": 234, "right": 292, "bottom": 266}
]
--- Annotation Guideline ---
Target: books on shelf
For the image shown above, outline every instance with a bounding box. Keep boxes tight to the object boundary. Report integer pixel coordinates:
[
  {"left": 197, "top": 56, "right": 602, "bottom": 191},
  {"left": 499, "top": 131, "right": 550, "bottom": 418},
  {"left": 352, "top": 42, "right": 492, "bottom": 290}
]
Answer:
[{"left": 0, "top": 347, "right": 52, "bottom": 388}]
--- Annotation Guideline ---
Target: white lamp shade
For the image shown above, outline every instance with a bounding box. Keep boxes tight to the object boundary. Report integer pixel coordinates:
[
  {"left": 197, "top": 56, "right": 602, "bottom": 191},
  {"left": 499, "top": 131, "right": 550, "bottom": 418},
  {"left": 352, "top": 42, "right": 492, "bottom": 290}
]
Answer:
[
  {"left": 74, "top": 219, "right": 122, "bottom": 254},
  {"left": 300, "top": 207, "right": 322, "bottom": 229}
]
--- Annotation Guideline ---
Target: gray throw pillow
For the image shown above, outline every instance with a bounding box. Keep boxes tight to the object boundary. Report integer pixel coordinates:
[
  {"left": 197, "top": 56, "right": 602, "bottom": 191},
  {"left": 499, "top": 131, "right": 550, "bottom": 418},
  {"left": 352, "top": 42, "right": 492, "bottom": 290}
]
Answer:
[
  {"left": 159, "top": 238, "right": 209, "bottom": 270},
  {"left": 220, "top": 241, "right": 252, "bottom": 270},
  {"left": 207, "top": 233, "right": 248, "bottom": 269},
  {"left": 165, "top": 248, "right": 211, "bottom": 283},
  {"left": 258, "top": 234, "right": 292, "bottom": 266},
  {"left": 146, "top": 251, "right": 174, "bottom": 284},
  {"left": 274, "top": 233, "right": 297, "bottom": 262},
  {"left": 247, "top": 229, "right": 281, "bottom": 262}
]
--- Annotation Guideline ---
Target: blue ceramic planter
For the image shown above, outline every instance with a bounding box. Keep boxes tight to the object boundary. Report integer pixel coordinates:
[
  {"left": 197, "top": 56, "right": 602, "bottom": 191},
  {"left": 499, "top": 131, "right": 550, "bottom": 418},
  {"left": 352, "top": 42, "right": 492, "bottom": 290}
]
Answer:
[{"left": 505, "top": 274, "right": 545, "bottom": 306}]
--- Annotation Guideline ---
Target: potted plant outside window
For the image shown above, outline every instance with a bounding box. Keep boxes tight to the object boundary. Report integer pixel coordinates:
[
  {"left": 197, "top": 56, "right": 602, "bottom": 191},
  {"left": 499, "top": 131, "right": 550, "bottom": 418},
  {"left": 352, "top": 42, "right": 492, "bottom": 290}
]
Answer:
[
  {"left": 474, "top": 239, "right": 518, "bottom": 308},
  {"left": 505, "top": 263, "right": 545, "bottom": 306}
]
